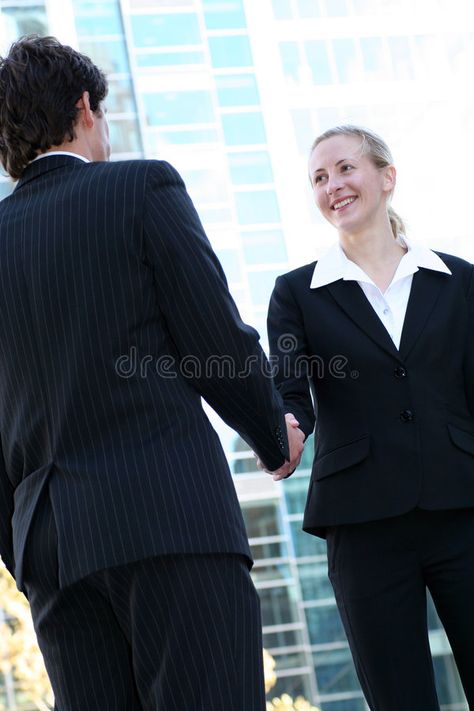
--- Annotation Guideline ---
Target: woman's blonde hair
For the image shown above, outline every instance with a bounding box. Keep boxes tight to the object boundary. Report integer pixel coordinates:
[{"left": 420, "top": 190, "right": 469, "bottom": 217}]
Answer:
[{"left": 311, "top": 125, "right": 406, "bottom": 239}]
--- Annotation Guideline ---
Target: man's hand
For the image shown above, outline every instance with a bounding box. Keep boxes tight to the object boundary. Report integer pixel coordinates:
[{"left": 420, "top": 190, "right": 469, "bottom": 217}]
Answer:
[{"left": 256, "top": 413, "right": 305, "bottom": 481}]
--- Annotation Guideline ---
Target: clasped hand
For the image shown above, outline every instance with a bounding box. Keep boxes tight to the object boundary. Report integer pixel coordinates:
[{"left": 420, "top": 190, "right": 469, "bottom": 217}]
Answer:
[{"left": 256, "top": 413, "right": 305, "bottom": 481}]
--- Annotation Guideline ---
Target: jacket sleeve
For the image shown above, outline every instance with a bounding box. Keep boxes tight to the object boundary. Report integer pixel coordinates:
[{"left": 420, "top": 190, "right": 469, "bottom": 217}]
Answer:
[
  {"left": 0, "top": 445, "right": 15, "bottom": 578},
  {"left": 142, "top": 161, "right": 289, "bottom": 471},
  {"left": 464, "top": 264, "right": 474, "bottom": 417},
  {"left": 267, "top": 274, "right": 316, "bottom": 439}
]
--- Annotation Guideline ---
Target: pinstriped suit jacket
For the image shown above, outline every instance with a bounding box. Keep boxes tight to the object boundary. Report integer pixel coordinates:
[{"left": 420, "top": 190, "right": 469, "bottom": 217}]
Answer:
[{"left": 0, "top": 155, "right": 289, "bottom": 591}]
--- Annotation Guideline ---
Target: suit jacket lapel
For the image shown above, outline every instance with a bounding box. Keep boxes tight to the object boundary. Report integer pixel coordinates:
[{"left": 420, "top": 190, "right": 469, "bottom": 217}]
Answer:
[
  {"left": 398, "top": 268, "right": 447, "bottom": 360},
  {"left": 324, "top": 270, "right": 449, "bottom": 362},
  {"left": 325, "top": 279, "right": 400, "bottom": 359}
]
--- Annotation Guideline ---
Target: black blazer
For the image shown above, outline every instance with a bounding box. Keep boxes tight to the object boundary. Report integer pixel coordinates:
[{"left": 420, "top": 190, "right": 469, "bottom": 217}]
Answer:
[
  {"left": 268, "top": 253, "right": 474, "bottom": 537},
  {"left": 0, "top": 155, "right": 289, "bottom": 591}
]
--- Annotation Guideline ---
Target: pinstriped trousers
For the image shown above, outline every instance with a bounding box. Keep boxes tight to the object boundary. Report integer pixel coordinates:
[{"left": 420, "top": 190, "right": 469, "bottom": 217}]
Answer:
[{"left": 22, "top": 492, "right": 266, "bottom": 711}]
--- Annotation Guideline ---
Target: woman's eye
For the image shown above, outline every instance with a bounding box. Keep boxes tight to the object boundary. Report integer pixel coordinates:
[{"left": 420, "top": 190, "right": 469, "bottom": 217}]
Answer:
[
  {"left": 341, "top": 164, "right": 354, "bottom": 172},
  {"left": 314, "top": 174, "right": 326, "bottom": 184}
]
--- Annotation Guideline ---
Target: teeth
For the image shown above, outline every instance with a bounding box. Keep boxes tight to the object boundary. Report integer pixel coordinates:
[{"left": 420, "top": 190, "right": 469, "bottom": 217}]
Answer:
[{"left": 333, "top": 197, "right": 356, "bottom": 210}]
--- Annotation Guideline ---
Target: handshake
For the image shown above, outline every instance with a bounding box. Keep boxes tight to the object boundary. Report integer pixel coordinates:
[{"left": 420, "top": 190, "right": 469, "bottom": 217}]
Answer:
[{"left": 256, "top": 413, "right": 305, "bottom": 482}]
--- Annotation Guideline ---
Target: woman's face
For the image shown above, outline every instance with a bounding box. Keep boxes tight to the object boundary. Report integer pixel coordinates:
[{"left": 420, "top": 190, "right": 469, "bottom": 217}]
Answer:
[{"left": 308, "top": 134, "right": 395, "bottom": 236}]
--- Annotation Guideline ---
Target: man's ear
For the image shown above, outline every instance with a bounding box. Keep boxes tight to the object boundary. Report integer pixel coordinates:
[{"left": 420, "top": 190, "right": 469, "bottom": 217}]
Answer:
[{"left": 76, "top": 91, "right": 94, "bottom": 129}]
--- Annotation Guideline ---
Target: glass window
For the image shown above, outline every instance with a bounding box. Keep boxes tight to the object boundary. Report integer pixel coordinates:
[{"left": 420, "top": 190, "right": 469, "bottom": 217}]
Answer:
[
  {"left": 232, "top": 436, "right": 258, "bottom": 474},
  {"left": 136, "top": 50, "right": 205, "bottom": 67},
  {"left": 242, "top": 501, "right": 281, "bottom": 538},
  {"left": 305, "top": 604, "right": 346, "bottom": 645},
  {"left": 427, "top": 591, "right": 442, "bottom": 631},
  {"left": 318, "top": 106, "right": 344, "bottom": 129},
  {"left": 291, "top": 108, "right": 314, "bottom": 154},
  {"left": 143, "top": 91, "right": 215, "bottom": 126},
  {"left": 252, "top": 563, "right": 292, "bottom": 585},
  {"left": 182, "top": 168, "right": 228, "bottom": 203},
  {"left": 263, "top": 627, "right": 305, "bottom": 648},
  {"left": 259, "top": 584, "right": 299, "bottom": 627},
  {"left": 199, "top": 205, "right": 232, "bottom": 222},
  {"left": 131, "top": 13, "right": 201, "bottom": 48},
  {"left": 75, "top": 5, "right": 123, "bottom": 36},
  {"left": 0, "top": 181, "right": 14, "bottom": 201},
  {"left": 284, "top": 475, "right": 311, "bottom": 515},
  {"left": 352, "top": 0, "right": 377, "bottom": 12},
  {"left": 298, "top": 561, "right": 333, "bottom": 600},
  {"left": 321, "top": 697, "right": 366, "bottom": 711},
  {"left": 215, "top": 74, "right": 260, "bottom": 107},
  {"left": 361, "top": 37, "right": 387, "bottom": 78},
  {"left": 106, "top": 78, "right": 136, "bottom": 114},
  {"left": 290, "top": 520, "right": 325, "bottom": 558},
  {"left": 271, "top": 674, "right": 312, "bottom": 702},
  {"left": 333, "top": 38, "right": 358, "bottom": 82},
  {"left": 298, "top": 0, "right": 322, "bottom": 17},
  {"left": 314, "top": 647, "right": 361, "bottom": 693},
  {"left": 433, "top": 654, "right": 466, "bottom": 705},
  {"left": 215, "top": 248, "right": 242, "bottom": 283},
  {"left": 208, "top": 35, "right": 253, "bottom": 68},
  {"left": 241, "top": 229, "right": 287, "bottom": 264},
  {"left": 79, "top": 39, "right": 129, "bottom": 74},
  {"left": 389, "top": 36, "right": 414, "bottom": 80},
  {"left": 229, "top": 151, "right": 273, "bottom": 184},
  {"left": 1, "top": 6, "right": 48, "bottom": 36},
  {"left": 279, "top": 42, "right": 302, "bottom": 82},
  {"left": 272, "top": 650, "right": 309, "bottom": 670},
  {"left": 202, "top": 0, "right": 247, "bottom": 29},
  {"left": 272, "top": 0, "right": 293, "bottom": 19},
  {"left": 414, "top": 35, "right": 445, "bottom": 81},
  {"left": 129, "top": 0, "right": 190, "bottom": 5},
  {"left": 235, "top": 190, "right": 280, "bottom": 224},
  {"left": 250, "top": 539, "right": 288, "bottom": 559},
  {"left": 323, "top": 0, "right": 348, "bottom": 15},
  {"left": 305, "top": 41, "right": 332, "bottom": 84},
  {"left": 73, "top": 0, "right": 118, "bottom": 5},
  {"left": 300, "top": 434, "right": 315, "bottom": 469},
  {"left": 198, "top": 205, "right": 232, "bottom": 222},
  {"left": 155, "top": 128, "right": 219, "bottom": 145},
  {"left": 222, "top": 112, "right": 266, "bottom": 145},
  {"left": 248, "top": 269, "right": 283, "bottom": 305},
  {"left": 109, "top": 118, "right": 142, "bottom": 153}
]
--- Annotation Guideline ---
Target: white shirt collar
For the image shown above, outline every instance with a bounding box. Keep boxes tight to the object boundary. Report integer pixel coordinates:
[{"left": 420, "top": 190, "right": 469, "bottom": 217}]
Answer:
[
  {"left": 310, "top": 235, "right": 451, "bottom": 289},
  {"left": 31, "top": 151, "right": 90, "bottom": 164}
]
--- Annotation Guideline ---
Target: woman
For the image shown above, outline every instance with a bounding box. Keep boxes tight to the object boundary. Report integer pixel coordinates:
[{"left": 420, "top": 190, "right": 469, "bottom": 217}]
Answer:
[{"left": 267, "top": 125, "right": 474, "bottom": 710}]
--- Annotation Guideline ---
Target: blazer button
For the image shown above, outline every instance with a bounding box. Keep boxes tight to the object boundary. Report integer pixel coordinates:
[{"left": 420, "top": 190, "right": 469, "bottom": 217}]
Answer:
[
  {"left": 400, "top": 409, "right": 414, "bottom": 422},
  {"left": 394, "top": 366, "right": 407, "bottom": 378}
]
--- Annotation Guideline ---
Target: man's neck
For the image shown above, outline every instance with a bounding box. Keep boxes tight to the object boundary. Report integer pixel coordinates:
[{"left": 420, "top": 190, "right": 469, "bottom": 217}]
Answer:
[
  {"left": 39, "top": 139, "right": 91, "bottom": 162},
  {"left": 33, "top": 150, "right": 90, "bottom": 163}
]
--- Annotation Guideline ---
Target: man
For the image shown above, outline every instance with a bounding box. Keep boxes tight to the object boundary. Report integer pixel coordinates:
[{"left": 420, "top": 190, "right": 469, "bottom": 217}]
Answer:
[{"left": 0, "top": 35, "right": 305, "bottom": 710}]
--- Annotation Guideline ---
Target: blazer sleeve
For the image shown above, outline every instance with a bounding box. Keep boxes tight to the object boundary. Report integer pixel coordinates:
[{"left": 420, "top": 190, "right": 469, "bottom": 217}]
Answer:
[
  {"left": 142, "top": 161, "right": 289, "bottom": 471},
  {"left": 0, "top": 445, "right": 15, "bottom": 578},
  {"left": 267, "top": 274, "right": 316, "bottom": 439},
  {"left": 464, "top": 264, "right": 474, "bottom": 417}
]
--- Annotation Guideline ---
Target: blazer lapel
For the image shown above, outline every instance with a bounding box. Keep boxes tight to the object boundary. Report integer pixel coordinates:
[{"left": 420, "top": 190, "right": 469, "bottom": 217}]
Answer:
[
  {"left": 325, "top": 279, "right": 400, "bottom": 359},
  {"left": 398, "top": 268, "right": 448, "bottom": 360}
]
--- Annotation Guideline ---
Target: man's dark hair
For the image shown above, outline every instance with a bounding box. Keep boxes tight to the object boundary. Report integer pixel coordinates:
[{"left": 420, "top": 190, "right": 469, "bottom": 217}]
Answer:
[{"left": 0, "top": 35, "right": 107, "bottom": 179}]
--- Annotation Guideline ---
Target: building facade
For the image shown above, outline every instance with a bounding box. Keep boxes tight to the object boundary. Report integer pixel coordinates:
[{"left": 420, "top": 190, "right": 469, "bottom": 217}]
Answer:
[{"left": 1, "top": 1, "right": 473, "bottom": 709}]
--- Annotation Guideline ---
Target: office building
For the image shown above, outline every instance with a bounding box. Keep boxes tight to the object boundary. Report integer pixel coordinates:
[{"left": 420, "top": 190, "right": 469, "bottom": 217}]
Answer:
[{"left": 1, "top": 1, "right": 473, "bottom": 708}]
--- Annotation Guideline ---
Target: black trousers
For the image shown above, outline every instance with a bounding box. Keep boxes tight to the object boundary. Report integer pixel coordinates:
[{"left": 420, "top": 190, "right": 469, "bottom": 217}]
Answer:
[
  {"left": 22, "top": 493, "right": 265, "bottom": 711},
  {"left": 327, "top": 508, "right": 474, "bottom": 711}
]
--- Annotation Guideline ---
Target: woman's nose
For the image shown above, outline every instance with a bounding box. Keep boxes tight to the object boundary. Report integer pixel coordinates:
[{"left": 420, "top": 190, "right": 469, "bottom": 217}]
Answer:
[{"left": 327, "top": 175, "right": 344, "bottom": 195}]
